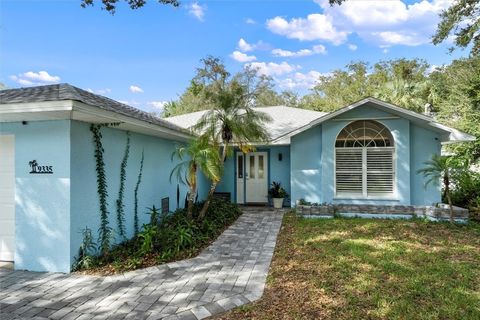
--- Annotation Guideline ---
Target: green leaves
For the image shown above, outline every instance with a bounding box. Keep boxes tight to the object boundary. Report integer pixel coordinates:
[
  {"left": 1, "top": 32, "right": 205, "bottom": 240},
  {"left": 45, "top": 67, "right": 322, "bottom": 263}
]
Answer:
[
  {"left": 116, "top": 132, "right": 130, "bottom": 240},
  {"left": 432, "top": 0, "right": 480, "bottom": 56},
  {"left": 81, "top": 0, "right": 179, "bottom": 14},
  {"left": 90, "top": 124, "right": 112, "bottom": 255},
  {"left": 303, "top": 59, "right": 431, "bottom": 112},
  {"left": 134, "top": 150, "right": 144, "bottom": 235}
]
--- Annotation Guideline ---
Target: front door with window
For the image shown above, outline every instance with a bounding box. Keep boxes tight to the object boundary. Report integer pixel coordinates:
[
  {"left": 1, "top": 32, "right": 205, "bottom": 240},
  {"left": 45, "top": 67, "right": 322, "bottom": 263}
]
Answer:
[{"left": 236, "top": 152, "right": 268, "bottom": 204}]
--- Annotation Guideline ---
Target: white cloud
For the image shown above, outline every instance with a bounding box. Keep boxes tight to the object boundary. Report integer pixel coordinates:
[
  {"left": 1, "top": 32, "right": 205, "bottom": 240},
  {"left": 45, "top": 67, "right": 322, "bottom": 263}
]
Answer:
[
  {"left": 268, "top": 0, "right": 450, "bottom": 48},
  {"left": 238, "top": 38, "right": 254, "bottom": 52},
  {"left": 10, "top": 71, "right": 61, "bottom": 86},
  {"left": 188, "top": 2, "right": 206, "bottom": 21},
  {"left": 245, "top": 18, "right": 256, "bottom": 25},
  {"left": 272, "top": 44, "right": 326, "bottom": 57},
  {"left": 348, "top": 44, "right": 358, "bottom": 51},
  {"left": 425, "top": 64, "right": 441, "bottom": 74},
  {"left": 147, "top": 101, "right": 168, "bottom": 111},
  {"left": 278, "top": 71, "right": 324, "bottom": 90},
  {"left": 237, "top": 38, "right": 270, "bottom": 52},
  {"left": 230, "top": 51, "right": 257, "bottom": 62},
  {"left": 266, "top": 14, "right": 348, "bottom": 45},
  {"left": 246, "top": 61, "right": 297, "bottom": 77},
  {"left": 97, "top": 88, "right": 111, "bottom": 95},
  {"left": 118, "top": 100, "right": 141, "bottom": 107},
  {"left": 129, "top": 85, "right": 144, "bottom": 93},
  {"left": 86, "top": 88, "right": 111, "bottom": 95},
  {"left": 373, "top": 31, "right": 426, "bottom": 46}
]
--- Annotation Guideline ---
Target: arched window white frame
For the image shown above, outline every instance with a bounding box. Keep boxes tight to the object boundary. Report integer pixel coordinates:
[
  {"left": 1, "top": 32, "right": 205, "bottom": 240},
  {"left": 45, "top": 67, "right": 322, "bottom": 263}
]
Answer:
[{"left": 335, "top": 120, "right": 395, "bottom": 198}]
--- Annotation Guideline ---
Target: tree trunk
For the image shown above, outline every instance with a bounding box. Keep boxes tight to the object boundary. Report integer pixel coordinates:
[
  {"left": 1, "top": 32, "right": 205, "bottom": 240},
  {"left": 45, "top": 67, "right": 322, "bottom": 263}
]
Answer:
[
  {"left": 198, "top": 142, "right": 228, "bottom": 220},
  {"left": 444, "top": 173, "right": 454, "bottom": 223},
  {"left": 186, "top": 191, "right": 196, "bottom": 219},
  {"left": 198, "top": 183, "right": 217, "bottom": 220}
]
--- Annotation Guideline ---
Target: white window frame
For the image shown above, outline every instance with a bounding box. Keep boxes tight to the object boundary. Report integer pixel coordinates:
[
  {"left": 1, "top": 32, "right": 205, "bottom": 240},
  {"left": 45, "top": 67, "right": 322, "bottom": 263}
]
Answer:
[{"left": 334, "top": 121, "right": 397, "bottom": 200}]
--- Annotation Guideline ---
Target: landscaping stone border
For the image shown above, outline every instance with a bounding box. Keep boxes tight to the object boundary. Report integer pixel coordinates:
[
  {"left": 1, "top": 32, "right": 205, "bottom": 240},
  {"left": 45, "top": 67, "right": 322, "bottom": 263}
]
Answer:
[{"left": 296, "top": 203, "right": 469, "bottom": 221}]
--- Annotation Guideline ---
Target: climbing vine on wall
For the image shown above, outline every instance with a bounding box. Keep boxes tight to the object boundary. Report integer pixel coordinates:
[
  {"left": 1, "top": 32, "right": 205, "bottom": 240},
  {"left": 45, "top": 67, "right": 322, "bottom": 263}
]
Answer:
[
  {"left": 90, "top": 124, "right": 112, "bottom": 255},
  {"left": 134, "top": 150, "right": 145, "bottom": 235},
  {"left": 116, "top": 132, "right": 130, "bottom": 239}
]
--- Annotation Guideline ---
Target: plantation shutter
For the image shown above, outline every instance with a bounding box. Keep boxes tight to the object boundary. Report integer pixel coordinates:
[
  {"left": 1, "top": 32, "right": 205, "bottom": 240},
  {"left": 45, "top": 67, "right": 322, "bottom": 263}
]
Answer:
[
  {"left": 335, "top": 149, "right": 363, "bottom": 195},
  {"left": 366, "top": 148, "right": 394, "bottom": 195}
]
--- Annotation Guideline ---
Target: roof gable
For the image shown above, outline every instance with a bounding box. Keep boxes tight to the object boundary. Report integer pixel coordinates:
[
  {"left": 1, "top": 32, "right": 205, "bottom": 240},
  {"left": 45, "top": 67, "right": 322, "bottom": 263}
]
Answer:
[{"left": 273, "top": 97, "right": 475, "bottom": 144}]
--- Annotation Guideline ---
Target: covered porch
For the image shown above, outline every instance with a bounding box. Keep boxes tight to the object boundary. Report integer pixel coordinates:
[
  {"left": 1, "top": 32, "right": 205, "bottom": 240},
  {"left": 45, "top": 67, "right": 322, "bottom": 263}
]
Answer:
[{"left": 213, "top": 145, "right": 291, "bottom": 207}]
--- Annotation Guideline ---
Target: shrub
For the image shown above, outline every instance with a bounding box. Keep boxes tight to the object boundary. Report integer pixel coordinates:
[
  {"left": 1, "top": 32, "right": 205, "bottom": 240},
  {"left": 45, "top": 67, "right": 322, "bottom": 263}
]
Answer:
[
  {"left": 449, "top": 170, "right": 480, "bottom": 221},
  {"left": 75, "top": 198, "right": 242, "bottom": 274},
  {"left": 72, "top": 227, "right": 97, "bottom": 271}
]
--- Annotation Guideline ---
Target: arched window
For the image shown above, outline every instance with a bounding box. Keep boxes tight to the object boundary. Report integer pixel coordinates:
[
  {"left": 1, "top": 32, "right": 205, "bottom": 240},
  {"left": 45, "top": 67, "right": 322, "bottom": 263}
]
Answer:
[{"left": 335, "top": 120, "right": 395, "bottom": 197}]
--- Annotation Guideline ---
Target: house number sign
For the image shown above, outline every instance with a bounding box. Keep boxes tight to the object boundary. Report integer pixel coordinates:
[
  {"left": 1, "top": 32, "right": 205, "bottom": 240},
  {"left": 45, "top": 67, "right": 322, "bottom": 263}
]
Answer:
[{"left": 29, "top": 160, "right": 53, "bottom": 174}]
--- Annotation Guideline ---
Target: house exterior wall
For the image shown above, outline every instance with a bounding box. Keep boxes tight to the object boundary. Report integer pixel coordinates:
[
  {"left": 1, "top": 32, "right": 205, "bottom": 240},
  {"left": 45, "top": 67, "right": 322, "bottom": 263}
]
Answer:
[
  {"left": 290, "top": 103, "right": 442, "bottom": 206},
  {"left": 291, "top": 126, "right": 322, "bottom": 206},
  {"left": 410, "top": 123, "right": 442, "bottom": 205},
  {"left": 0, "top": 118, "right": 196, "bottom": 273},
  {"left": 69, "top": 120, "right": 191, "bottom": 268},
  {"left": 0, "top": 120, "right": 71, "bottom": 273}
]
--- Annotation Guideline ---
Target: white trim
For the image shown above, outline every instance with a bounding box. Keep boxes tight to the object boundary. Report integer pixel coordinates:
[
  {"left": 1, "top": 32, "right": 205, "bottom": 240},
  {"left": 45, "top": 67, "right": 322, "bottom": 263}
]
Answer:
[
  {"left": 332, "top": 116, "right": 400, "bottom": 121},
  {"left": 0, "top": 100, "right": 73, "bottom": 114},
  {"left": 72, "top": 101, "right": 192, "bottom": 140},
  {"left": 0, "top": 99, "right": 192, "bottom": 141}
]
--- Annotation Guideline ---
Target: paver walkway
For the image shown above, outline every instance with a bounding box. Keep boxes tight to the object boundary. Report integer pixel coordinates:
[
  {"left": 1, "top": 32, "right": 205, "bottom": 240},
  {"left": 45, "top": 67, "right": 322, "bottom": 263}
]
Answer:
[{"left": 0, "top": 208, "right": 285, "bottom": 320}]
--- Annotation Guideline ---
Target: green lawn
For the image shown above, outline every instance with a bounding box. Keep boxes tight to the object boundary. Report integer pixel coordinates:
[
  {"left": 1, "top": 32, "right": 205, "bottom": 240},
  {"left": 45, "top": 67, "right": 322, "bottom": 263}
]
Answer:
[{"left": 215, "top": 214, "right": 480, "bottom": 320}]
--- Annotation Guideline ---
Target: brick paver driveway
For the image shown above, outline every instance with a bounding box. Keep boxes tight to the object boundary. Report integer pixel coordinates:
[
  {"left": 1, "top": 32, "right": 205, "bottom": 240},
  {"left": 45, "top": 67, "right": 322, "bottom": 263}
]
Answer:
[{"left": 0, "top": 209, "right": 284, "bottom": 320}]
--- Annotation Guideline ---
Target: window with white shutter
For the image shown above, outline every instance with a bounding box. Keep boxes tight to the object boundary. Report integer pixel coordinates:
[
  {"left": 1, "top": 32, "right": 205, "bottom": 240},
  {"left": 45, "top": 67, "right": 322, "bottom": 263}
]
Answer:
[{"left": 335, "top": 120, "right": 395, "bottom": 198}]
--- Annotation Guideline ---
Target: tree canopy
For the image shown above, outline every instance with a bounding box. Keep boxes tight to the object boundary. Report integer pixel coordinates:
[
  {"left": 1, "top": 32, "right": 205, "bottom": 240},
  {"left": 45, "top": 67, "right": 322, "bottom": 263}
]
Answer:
[
  {"left": 432, "top": 0, "right": 480, "bottom": 56},
  {"left": 163, "top": 60, "right": 297, "bottom": 117},
  {"left": 299, "top": 59, "right": 430, "bottom": 113},
  {"left": 81, "top": 0, "right": 178, "bottom": 14}
]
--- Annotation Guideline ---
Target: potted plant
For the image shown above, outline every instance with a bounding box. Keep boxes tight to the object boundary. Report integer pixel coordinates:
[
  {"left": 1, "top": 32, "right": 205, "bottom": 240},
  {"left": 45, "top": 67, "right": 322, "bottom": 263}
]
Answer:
[{"left": 268, "top": 181, "right": 288, "bottom": 209}]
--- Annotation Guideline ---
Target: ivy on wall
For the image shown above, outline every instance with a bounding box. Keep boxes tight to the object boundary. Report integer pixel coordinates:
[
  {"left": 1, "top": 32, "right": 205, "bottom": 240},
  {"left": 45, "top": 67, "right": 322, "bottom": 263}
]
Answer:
[
  {"left": 90, "top": 124, "right": 112, "bottom": 255},
  {"left": 134, "top": 150, "right": 145, "bottom": 235},
  {"left": 116, "top": 132, "right": 130, "bottom": 239}
]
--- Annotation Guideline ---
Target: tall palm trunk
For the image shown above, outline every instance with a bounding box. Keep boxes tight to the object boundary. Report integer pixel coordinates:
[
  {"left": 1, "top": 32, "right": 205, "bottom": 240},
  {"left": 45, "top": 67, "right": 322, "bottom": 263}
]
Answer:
[
  {"left": 198, "top": 143, "right": 228, "bottom": 220},
  {"left": 444, "top": 173, "right": 454, "bottom": 223},
  {"left": 186, "top": 191, "right": 196, "bottom": 219},
  {"left": 187, "top": 164, "right": 197, "bottom": 219}
]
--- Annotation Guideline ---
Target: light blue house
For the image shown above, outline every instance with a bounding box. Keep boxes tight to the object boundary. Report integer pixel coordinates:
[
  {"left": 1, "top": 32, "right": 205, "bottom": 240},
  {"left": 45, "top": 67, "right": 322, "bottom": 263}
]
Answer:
[
  {"left": 0, "top": 84, "right": 474, "bottom": 273},
  {"left": 0, "top": 84, "right": 206, "bottom": 273},
  {"left": 165, "top": 98, "right": 474, "bottom": 208}
]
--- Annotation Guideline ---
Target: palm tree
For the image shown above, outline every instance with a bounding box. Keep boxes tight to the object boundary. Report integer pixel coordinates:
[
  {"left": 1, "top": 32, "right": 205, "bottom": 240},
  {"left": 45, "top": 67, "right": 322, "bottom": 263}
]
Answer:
[
  {"left": 417, "top": 154, "right": 458, "bottom": 223},
  {"left": 170, "top": 136, "right": 222, "bottom": 218},
  {"left": 192, "top": 57, "right": 272, "bottom": 219}
]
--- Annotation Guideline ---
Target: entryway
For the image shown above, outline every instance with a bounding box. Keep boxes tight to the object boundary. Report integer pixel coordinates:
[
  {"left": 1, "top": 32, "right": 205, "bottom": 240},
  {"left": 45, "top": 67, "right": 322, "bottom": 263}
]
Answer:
[
  {"left": 236, "top": 151, "right": 268, "bottom": 204},
  {"left": 0, "top": 135, "right": 15, "bottom": 263}
]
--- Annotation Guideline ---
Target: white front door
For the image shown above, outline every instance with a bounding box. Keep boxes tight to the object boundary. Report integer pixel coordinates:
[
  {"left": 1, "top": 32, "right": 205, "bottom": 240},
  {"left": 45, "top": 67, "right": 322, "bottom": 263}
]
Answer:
[
  {"left": 0, "top": 135, "right": 15, "bottom": 262},
  {"left": 246, "top": 152, "right": 268, "bottom": 203}
]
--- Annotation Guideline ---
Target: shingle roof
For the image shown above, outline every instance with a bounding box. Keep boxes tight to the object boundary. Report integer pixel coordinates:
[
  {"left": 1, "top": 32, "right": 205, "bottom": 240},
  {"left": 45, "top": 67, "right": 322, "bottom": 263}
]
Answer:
[
  {"left": 164, "top": 106, "right": 328, "bottom": 143},
  {"left": 0, "top": 83, "right": 188, "bottom": 133}
]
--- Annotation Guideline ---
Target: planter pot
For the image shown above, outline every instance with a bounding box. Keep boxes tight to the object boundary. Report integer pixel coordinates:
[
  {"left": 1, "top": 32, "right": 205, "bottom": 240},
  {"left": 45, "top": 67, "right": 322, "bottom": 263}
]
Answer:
[{"left": 273, "top": 198, "right": 284, "bottom": 209}]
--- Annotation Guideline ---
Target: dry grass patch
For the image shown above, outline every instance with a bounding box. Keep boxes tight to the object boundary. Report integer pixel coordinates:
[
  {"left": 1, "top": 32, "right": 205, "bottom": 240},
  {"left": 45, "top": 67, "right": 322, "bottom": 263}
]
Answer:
[{"left": 214, "top": 214, "right": 480, "bottom": 320}]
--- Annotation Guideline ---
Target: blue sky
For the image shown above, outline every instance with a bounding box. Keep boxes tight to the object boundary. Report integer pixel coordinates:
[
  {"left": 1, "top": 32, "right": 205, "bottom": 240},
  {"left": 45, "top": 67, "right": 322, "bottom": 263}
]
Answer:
[{"left": 1, "top": 0, "right": 468, "bottom": 113}]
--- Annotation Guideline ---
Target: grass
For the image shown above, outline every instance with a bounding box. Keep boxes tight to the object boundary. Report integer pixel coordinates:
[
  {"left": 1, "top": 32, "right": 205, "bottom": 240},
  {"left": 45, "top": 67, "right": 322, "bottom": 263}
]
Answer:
[{"left": 215, "top": 213, "right": 480, "bottom": 320}]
